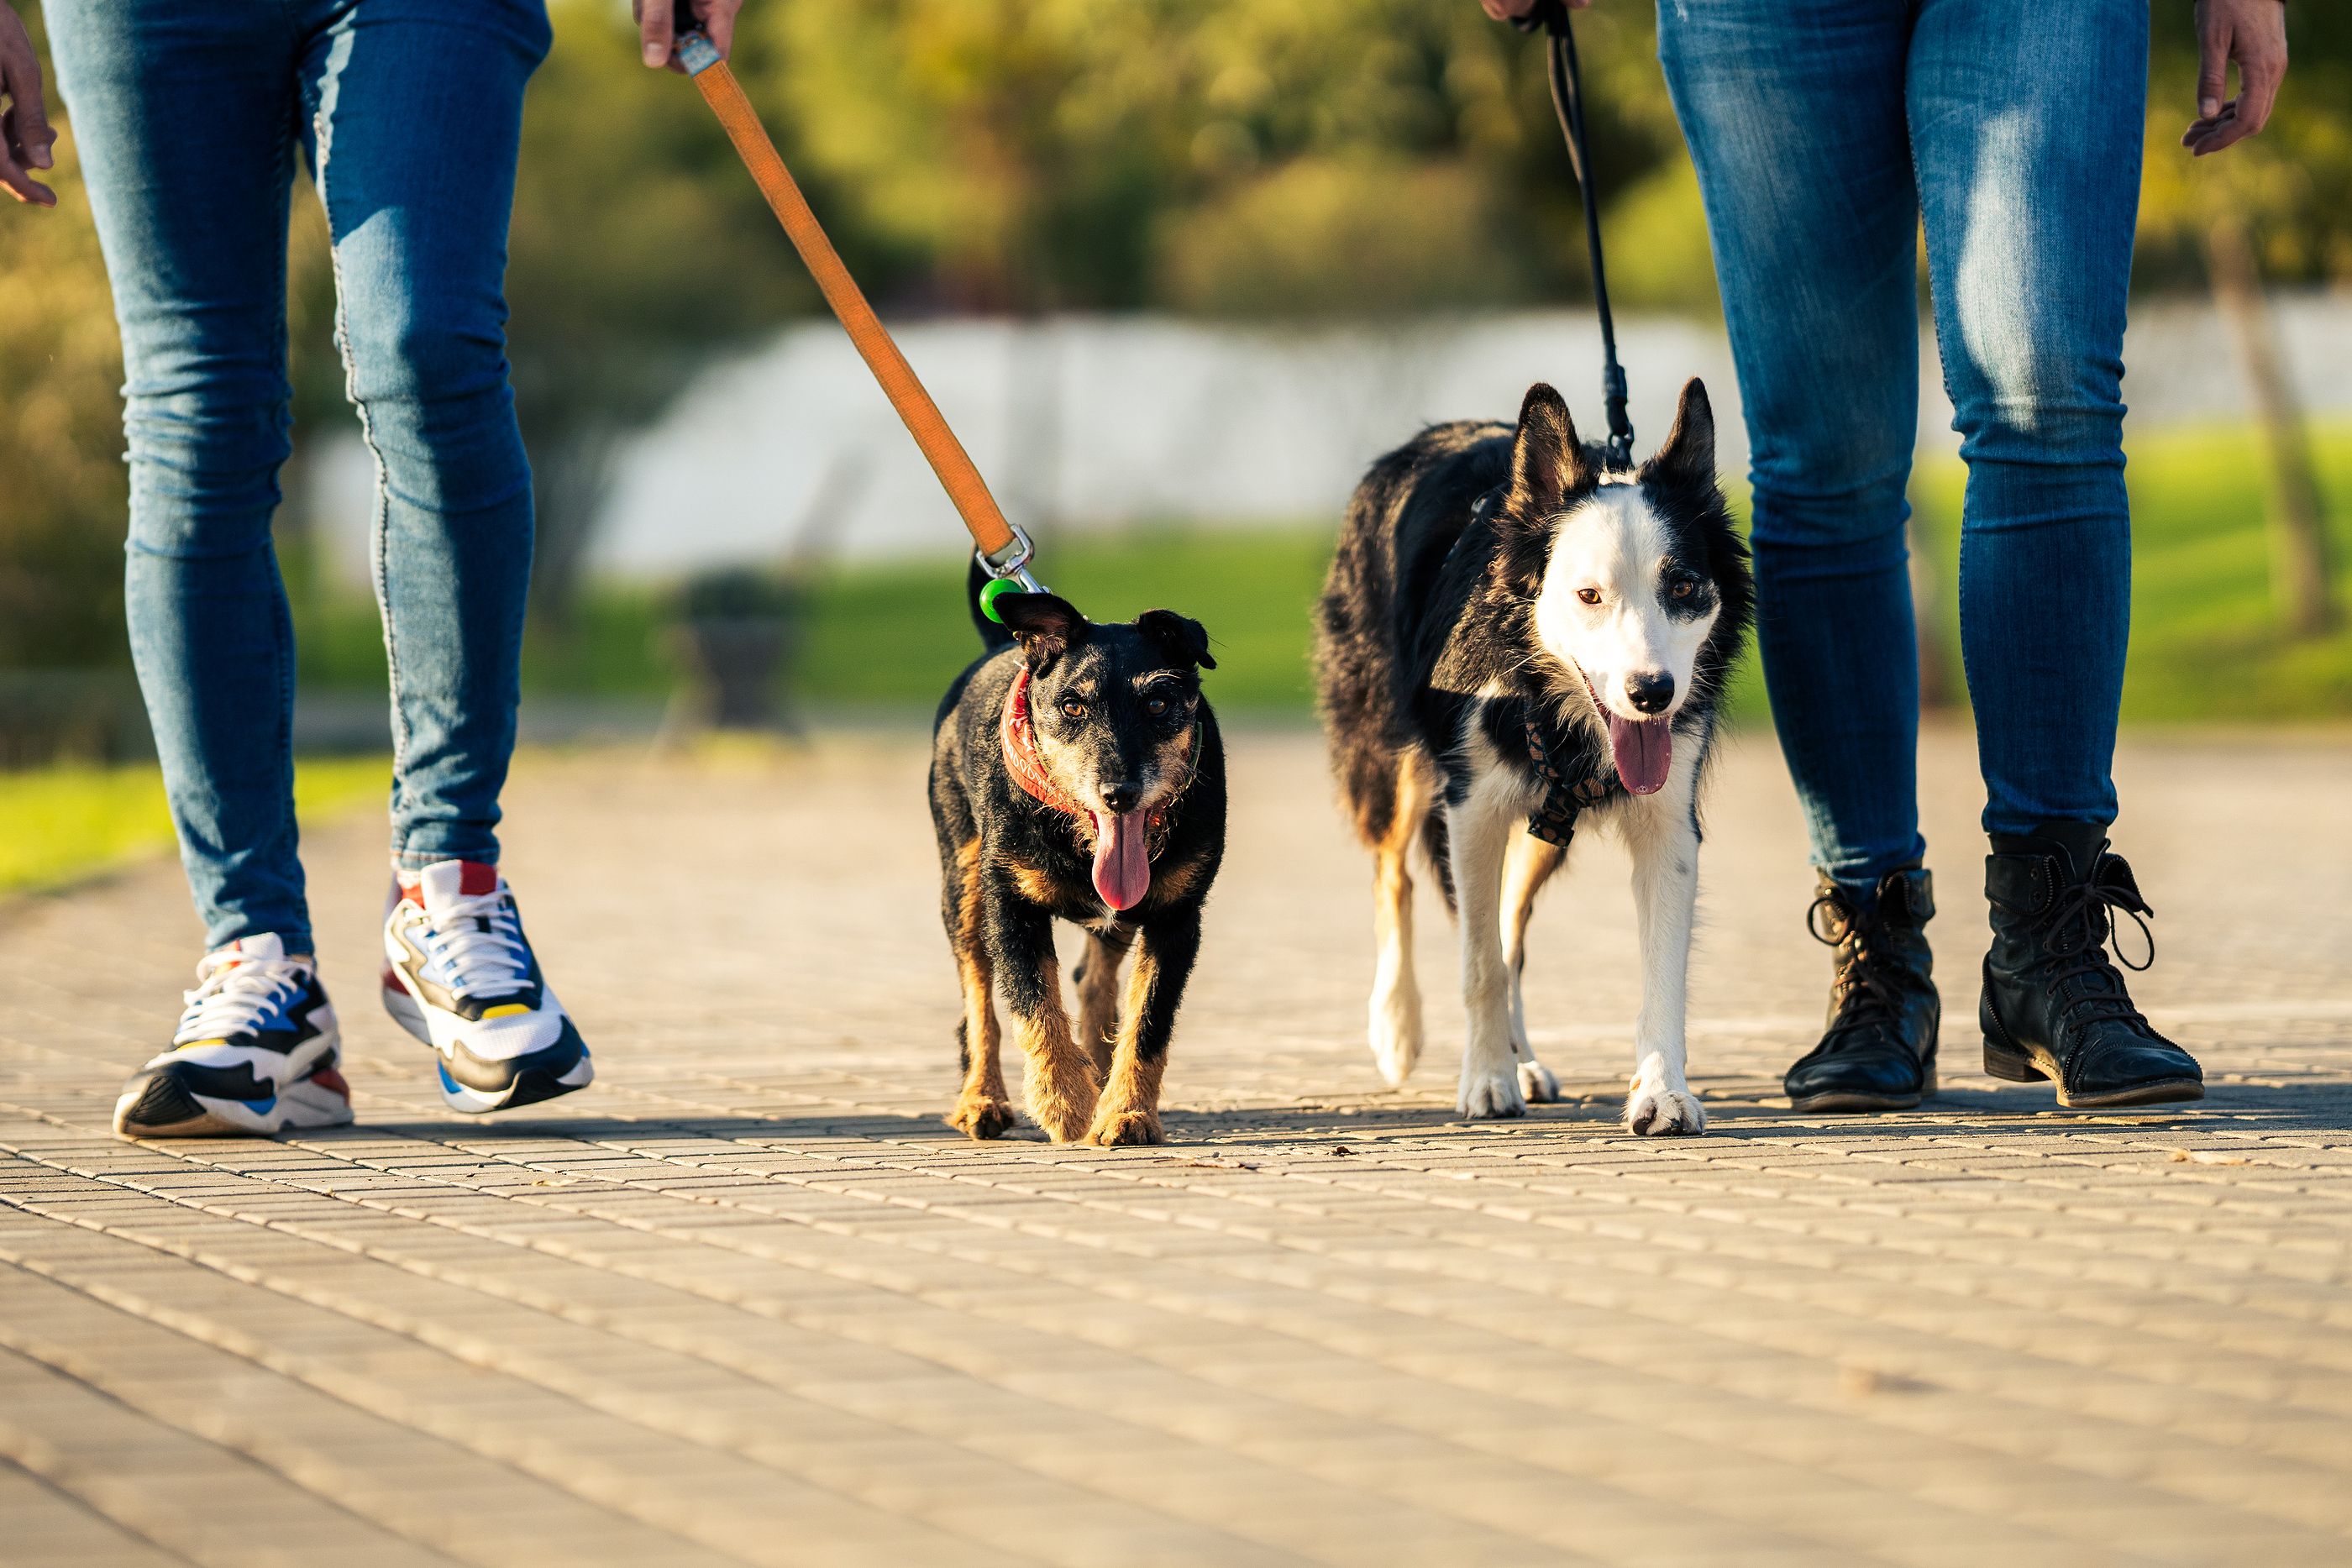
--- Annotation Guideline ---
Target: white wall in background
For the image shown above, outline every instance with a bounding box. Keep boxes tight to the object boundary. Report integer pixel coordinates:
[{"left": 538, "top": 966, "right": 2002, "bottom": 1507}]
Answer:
[{"left": 301, "top": 295, "right": 2352, "bottom": 586}]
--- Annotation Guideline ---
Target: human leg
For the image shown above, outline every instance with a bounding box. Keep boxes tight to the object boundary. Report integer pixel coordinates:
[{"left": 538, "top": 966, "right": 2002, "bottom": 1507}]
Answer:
[{"left": 1657, "top": 0, "right": 1926, "bottom": 896}]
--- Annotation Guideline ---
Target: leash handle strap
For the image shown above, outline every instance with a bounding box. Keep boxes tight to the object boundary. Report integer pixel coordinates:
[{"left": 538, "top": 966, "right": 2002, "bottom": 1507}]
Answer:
[
  {"left": 1514, "top": 1, "right": 1633, "bottom": 464},
  {"left": 675, "top": 34, "right": 1032, "bottom": 576}
]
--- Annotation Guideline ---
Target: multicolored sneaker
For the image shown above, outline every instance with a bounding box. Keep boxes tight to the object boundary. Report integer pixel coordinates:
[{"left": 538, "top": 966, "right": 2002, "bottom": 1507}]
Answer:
[
  {"left": 113, "top": 934, "right": 354, "bottom": 1138},
  {"left": 381, "top": 860, "right": 592, "bottom": 1114}
]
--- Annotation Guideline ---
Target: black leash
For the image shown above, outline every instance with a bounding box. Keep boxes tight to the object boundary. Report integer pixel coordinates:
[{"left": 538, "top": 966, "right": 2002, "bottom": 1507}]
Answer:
[{"left": 1512, "top": 0, "right": 1633, "bottom": 467}]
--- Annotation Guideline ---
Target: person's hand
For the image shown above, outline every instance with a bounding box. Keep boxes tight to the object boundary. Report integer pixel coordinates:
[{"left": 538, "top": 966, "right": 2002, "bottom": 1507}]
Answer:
[
  {"left": 1, "top": 2, "right": 57, "bottom": 207},
  {"left": 2183, "top": 0, "right": 2288, "bottom": 157},
  {"left": 637, "top": 0, "right": 743, "bottom": 73},
  {"left": 1479, "top": 0, "right": 1593, "bottom": 18}
]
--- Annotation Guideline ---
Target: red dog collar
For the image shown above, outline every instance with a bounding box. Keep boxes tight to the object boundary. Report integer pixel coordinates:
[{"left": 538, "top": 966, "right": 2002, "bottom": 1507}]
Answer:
[{"left": 999, "top": 666, "right": 1197, "bottom": 850}]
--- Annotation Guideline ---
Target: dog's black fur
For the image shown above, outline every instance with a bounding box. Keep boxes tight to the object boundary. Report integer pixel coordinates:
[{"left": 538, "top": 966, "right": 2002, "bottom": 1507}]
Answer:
[
  {"left": 929, "top": 564, "right": 1225, "bottom": 1146},
  {"left": 1315, "top": 380, "right": 1751, "bottom": 874}
]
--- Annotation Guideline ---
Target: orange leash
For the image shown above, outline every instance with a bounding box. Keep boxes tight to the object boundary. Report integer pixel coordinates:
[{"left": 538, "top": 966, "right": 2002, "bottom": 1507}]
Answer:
[{"left": 676, "top": 31, "right": 1041, "bottom": 591}]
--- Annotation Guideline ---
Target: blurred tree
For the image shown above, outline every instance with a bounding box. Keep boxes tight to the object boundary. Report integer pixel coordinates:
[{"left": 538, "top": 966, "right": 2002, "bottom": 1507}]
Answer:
[
  {"left": 1160, "top": 155, "right": 1523, "bottom": 317},
  {"left": 756, "top": 0, "right": 1683, "bottom": 317},
  {"left": 756, "top": 0, "right": 1194, "bottom": 311},
  {"left": 0, "top": 89, "right": 124, "bottom": 672},
  {"left": 2141, "top": 3, "right": 2352, "bottom": 637},
  {"left": 504, "top": 0, "right": 806, "bottom": 627}
]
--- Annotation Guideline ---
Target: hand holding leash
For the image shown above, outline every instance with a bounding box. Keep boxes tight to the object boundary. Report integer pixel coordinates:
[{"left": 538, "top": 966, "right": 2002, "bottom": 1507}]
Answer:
[
  {"left": 0, "top": 1, "right": 56, "bottom": 207},
  {"left": 639, "top": 0, "right": 743, "bottom": 75}
]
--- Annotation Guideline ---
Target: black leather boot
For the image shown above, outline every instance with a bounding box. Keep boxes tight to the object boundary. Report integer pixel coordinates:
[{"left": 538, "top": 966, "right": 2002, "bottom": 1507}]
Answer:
[
  {"left": 1981, "top": 823, "right": 2202, "bottom": 1108},
  {"left": 1784, "top": 866, "right": 1940, "bottom": 1112}
]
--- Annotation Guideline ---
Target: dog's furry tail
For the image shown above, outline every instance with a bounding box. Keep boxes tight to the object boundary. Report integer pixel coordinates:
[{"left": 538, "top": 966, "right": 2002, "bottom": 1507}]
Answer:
[{"left": 966, "top": 559, "right": 1016, "bottom": 653}]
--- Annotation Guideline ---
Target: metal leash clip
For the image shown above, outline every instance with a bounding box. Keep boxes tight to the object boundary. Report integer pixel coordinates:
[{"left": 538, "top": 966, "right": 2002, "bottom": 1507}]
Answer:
[{"left": 977, "top": 524, "right": 1047, "bottom": 621}]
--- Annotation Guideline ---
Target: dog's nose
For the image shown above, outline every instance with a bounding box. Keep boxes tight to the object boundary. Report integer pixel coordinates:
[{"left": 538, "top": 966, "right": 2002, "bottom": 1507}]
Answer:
[
  {"left": 1099, "top": 780, "right": 1142, "bottom": 814},
  {"left": 1625, "top": 673, "right": 1675, "bottom": 715}
]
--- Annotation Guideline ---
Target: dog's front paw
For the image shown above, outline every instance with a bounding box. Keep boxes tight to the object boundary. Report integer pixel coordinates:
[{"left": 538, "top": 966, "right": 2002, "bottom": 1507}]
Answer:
[
  {"left": 1023, "top": 1061, "right": 1100, "bottom": 1144},
  {"left": 1624, "top": 1083, "right": 1705, "bottom": 1136},
  {"left": 1084, "top": 1104, "right": 1164, "bottom": 1146},
  {"left": 946, "top": 1095, "right": 1016, "bottom": 1141},
  {"left": 1518, "top": 1059, "right": 1561, "bottom": 1104},
  {"left": 1457, "top": 1058, "right": 1528, "bottom": 1120}
]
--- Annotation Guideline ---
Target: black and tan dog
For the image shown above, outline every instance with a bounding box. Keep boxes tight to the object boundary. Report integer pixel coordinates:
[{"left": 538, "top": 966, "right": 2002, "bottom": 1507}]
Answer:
[{"left": 930, "top": 565, "right": 1225, "bottom": 1146}]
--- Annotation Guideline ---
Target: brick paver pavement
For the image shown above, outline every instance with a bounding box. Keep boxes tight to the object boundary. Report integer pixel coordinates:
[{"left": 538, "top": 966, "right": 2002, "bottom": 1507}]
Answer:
[{"left": 5, "top": 726, "right": 2351, "bottom": 1566}]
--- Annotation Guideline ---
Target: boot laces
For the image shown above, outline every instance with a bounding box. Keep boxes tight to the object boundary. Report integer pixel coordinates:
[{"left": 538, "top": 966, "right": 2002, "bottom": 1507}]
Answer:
[
  {"left": 1808, "top": 894, "right": 1904, "bottom": 1048},
  {"left": 174, "top": 951, "right": 311, "bottom": 1046},
  {"left": 2026, "top": 860, "right": 2156, "bottom": 1031},
  {"left": 413, "top": 888, "right": 533, "bottom": 999}
]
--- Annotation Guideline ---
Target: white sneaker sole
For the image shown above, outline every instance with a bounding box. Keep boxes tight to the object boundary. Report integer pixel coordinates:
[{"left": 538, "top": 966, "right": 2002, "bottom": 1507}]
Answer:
[
  {"left": 382, "top": 973, "right": 594, "bottom": 1115},
  {"left": 113, "top": 1067, "right": 354, "bottom": 1139}
]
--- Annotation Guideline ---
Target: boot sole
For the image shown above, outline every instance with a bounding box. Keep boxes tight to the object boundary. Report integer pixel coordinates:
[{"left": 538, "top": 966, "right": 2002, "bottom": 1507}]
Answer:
[
  {"left": 1983, "top": 1039, "right": 2205, "bottom": 1109},
  {"left": 1788, "top": 1072, "right": 1936, "bottom": 1114}
]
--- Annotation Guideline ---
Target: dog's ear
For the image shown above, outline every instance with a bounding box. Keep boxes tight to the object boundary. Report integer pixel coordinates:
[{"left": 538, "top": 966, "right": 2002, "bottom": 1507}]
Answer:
[
  {"left": 1506, "top": 382, "right": 1593, "bottom": 518},
  {"left": 994, "top": 592, "right": 1089, "bottom": 666},
  {"left": 1641, "top": 378, "right": 1716, "bottom": 490},
  {"left": 1137, "top": 610, "right": 1216, "bottom": 671}
]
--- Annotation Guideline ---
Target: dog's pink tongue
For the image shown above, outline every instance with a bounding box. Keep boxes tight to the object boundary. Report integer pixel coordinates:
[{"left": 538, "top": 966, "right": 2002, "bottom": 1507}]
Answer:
[
  {"left": 1608, "top": 715, "right": 1673, "bottom": 795},
  {"left": 1092, "top": 811, "right": 1151, "bottom": 910}
]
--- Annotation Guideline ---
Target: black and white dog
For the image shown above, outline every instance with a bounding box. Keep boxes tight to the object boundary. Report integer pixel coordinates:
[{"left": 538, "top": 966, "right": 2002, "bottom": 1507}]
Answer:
[{"left": 1315, "top": 380, "right": 1751, "bottom": 1134}]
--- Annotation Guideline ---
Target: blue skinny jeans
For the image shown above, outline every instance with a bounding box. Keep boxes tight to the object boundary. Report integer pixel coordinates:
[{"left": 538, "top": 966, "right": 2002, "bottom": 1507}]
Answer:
[
  {"left": 1658, "top": 0, "right": 2146, "bottom": 896},
  {"left": 49, "top": 0, "right": 551, "bottom": 954}
]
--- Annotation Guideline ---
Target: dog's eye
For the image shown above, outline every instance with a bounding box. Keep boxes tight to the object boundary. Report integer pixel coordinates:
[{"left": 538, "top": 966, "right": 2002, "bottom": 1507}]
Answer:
[
  {"left": 1060, "top": 700, "right": 1087, "bottom": 719},
  {"left": 1145, "top": 695, "right": 1169, "bottom": 717},
  {"left": 1670, "top": 579, "right": 1695, "bottom": 600},
  {"left": 1575, "top": 587, "right": 1603, "bottom": 606}
]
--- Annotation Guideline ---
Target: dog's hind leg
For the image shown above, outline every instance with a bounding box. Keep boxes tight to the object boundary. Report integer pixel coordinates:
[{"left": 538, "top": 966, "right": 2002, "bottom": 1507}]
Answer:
[
  {"left": 1620, "top": 769, "right": 1708, "bottom": 1137},
  {"left": 1451, "top": 768, "right": 1532, "bottom": 1119},
  {"left": 1086, "top": 907, "right": 1201, "bottom": 1146},
  {"left": 985, "top": 882, "right": 1100, "bottom": 1142},
  {"left": 1368, "top": 755, "right": 1430, "bottom": 1088},
  {"left": 1500, "top": 830, "right": 1566, "bottom": 1104},
  {"left": 944, "top": 839, "right": 1015, "bottom": 1140},
  {"left": 1072, "top": 927, "right": 1134, "bottom": 1084}
]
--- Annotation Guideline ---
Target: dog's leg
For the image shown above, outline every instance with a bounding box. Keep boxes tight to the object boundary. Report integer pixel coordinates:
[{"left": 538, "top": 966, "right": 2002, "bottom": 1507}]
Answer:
[
  {"left": 944, "top": 839, "right": 1014, "bottom": 1140},
  {"left": 1450, "top": 771, "right": 1530, "bottom": 1119},
  {"left": 984, "top": 881, "right": 1099, "bottom": 1142},
  {"left": 1368, "top": 756, "right": 1429, "bottom": 1088},
  {"left": 1500, "top": 829, "right": 1566, "bottom": 1104},
  {"left": 1620, "top": 768, "right": 1707, "bottom": 1137},
  {"left": 1084, "top": 908, "right": 1200, "bottom": 1146},
  {"left": 1072, "top": 926, "right": 1134, "bottom": 1084}
]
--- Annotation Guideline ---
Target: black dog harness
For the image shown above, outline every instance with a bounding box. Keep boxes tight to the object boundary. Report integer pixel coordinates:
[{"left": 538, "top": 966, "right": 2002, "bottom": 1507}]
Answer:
[{"left": 1522, "top": 707, "right": 1620, "bottom": 848}]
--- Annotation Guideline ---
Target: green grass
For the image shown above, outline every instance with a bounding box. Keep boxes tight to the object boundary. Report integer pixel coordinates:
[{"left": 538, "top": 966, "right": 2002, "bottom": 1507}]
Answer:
[
  {"left": 1911, "top": 420, "right": 2352, "bottom": 724},
  {"left": 0, "top": 756, "right": 391, "bottom": 897},
  {"left": 278, "top": 421, "right": 2352, "bottom": 726}
]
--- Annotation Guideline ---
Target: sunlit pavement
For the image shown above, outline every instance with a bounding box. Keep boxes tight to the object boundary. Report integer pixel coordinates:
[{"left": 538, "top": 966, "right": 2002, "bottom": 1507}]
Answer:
[{"left": 6, "top": 726, "right": 2352, "bottom": 1565}]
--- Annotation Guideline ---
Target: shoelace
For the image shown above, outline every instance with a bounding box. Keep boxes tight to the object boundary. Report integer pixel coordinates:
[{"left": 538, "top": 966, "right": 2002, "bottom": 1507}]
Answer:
[
  {"left": 173, "top": 952, "right": 311, "bottom": 1046},
  {"left": 2024, "top": 858, "right": 2156, "bottom": 1031},
  {"left": 1806, "top": 893, "right": 1906, "bottom": 1049},
  {"left": 412, "top": 887, "right": 533, "bottom": 999}
]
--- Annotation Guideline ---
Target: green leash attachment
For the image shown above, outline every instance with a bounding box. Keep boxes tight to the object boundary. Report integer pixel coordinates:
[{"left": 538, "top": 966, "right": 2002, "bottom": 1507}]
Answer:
[
  {"left": 977, "top": 522, "right": 1047, "bottom": 623},
  {"left": 979, "top": 576, "right": 1022, "bottom": 624}
]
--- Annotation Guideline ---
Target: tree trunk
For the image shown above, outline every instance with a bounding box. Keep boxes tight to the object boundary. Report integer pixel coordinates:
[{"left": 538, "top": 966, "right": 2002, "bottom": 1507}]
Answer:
[{"left": 2205, "top": 214, "right": 2334, "bottom": 638}]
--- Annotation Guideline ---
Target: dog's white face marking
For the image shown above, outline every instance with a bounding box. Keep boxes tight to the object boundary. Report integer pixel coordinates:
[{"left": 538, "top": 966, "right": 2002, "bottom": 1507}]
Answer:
[{"left": 1530, "top": 487, "right": 1720, "bottom": 724}]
